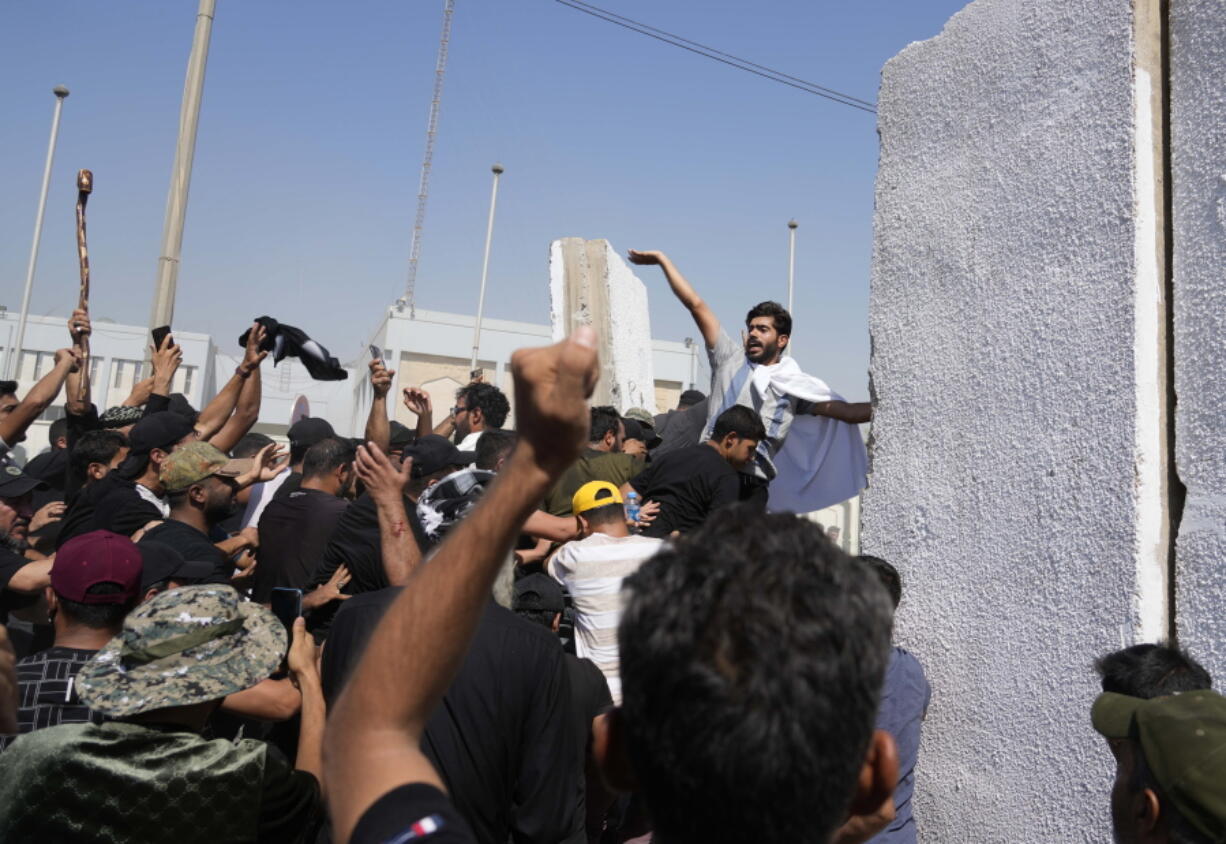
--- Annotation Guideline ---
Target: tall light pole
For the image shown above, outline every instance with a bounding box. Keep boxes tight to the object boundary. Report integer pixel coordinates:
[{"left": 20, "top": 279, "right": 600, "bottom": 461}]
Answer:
[
  {"left": 6, "top": 86, "right": 70, "bottom": 380},
  {"left": 787, "top": 219, "right": 798, "bottom": 357},
  {"left": 148, "top": 0, "right": 216, "bottom": 337},
  {"left": 470, "top": 163, "right": 504, "bottom": 373}
]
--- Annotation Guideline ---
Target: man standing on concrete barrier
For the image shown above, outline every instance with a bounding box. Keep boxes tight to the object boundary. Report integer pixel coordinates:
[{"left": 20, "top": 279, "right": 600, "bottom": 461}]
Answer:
[{"left": 629, "top": 250, "right": 870, "bottom": 511}]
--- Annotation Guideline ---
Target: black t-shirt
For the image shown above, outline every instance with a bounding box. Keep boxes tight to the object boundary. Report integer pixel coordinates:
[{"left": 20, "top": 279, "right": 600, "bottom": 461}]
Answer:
[
  {"left": 252, "top": 489, "right": 348, "bottom": 604},
  {"left": 0, "top": 547, "right": 37, "bottom": 626},
  {"left": 652, "top": 399, "right": 709, "bottom": 457},
  {"left": 628, "top": 443, "right": 740, "bottom": 538},
  {"left": 59, "top": 473, "right": 164, "bottom": 548},
  {"left": 305, "top": 492, "right": 428, "bottom": 636},
  {"left": 351, "top": 782, "right": 476, "bottom": 844},
  {"left": 140, "top": 519, "right": 231, "bottom": 582},
  {"left": 322, "top": 590, "right": 580, "bottom": 844}
]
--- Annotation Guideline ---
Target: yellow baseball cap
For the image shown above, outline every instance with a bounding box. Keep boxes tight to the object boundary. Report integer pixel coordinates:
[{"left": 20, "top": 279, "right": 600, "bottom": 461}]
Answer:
[{"left": 572, "top": 481, "right": 624, "bottom": 515}]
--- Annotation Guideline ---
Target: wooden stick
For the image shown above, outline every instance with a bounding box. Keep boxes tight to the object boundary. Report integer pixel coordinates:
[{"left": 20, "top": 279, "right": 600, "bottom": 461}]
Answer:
[{"left": 75, "top": 169, "right": 92, "bottom": 400}]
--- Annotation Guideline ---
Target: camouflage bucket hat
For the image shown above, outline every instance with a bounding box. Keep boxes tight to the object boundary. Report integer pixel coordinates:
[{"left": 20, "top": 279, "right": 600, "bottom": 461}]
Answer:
[{"left": 77, "top": 584, "right": 285, "bottom": 717}]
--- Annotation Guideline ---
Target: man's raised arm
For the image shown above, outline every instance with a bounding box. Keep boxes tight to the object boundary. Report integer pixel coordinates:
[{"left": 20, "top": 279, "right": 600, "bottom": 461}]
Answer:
[
  {"left": 0, "top": 348, "right": 79, "bottom": 449},
  {"left": 353, "top": 446, "right": 420, "bottom": 586},
  {"left": 363, "top": 359, "right": 393, "bottom": 455},
  {"left": 628, "top": 249, "right": 722, "bottom": 350},
  {"left": 196, "top": 322, "right": 268, "bottom": 442},
  {"left": 324, "top": 326, "right": 599, "bottom": 843}
]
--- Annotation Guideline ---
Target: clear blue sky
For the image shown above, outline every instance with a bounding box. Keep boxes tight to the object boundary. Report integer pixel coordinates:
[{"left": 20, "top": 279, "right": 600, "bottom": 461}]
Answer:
[{"left": 1, "top": 0, "right": 966, "bottom": 397}]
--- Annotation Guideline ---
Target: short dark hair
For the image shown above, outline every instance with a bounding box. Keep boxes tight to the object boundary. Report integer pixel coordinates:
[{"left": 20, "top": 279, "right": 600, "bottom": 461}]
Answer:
[
  {"left": 475, "top": 430, "right": 516, "bottom": 471},
  {"left": 618, "top": 506, "right": 893, "bottom": 844},
  {"left": 1095, "top": 643, "right": 1212, "bottom": 699},
  {"left": 302, "top": 437, "right": 356, "bottom": 480},
  {"left": 70, "top": 430, "right": 128, "bottom": 479},
  {"left": 710, "top": 406, "right": 766, "bottom": 443},
  {"left": 0, "top": 381, "right": 17, "bottom": 399},
  {"left": 745, "top": 301, "right": 793, "bottom": 338},
  {"left": 56, "top": 582, "right": 137, "bottom": 630},
  {"left": 589, "top": 406, "right": 621, "bottom": 444},
  {"left": 580, "top": 501, "right": 625, "bottom": 527},
  {"left": 858, "top": 555, "right": 901, "bottom": 609},
  {"left": 48, "top": 418, "right": 68, "bottom": 445},
  {"left": 231, "top": 432, "right": 275, "bottom": 459},
  {"left": 457, "top": 383, "right": 509, "bottom": 428}
]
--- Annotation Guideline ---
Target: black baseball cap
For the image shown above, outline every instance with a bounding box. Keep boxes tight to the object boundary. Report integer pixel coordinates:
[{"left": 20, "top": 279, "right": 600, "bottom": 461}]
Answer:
[
  {"left": 0, "top": 463, "right": 48, "bottom": 499},
  {"left": 117, "top": 411, "right": 198, "bottom": 479},
  {"left": 137, "top": 540, "right": 219, "bottom": 591},
  {"left": 127, "top": 412, "right": 197, "bottom": 457},
  {"left": 388, "top": 421, "right": 416, "bottom": 451},
  {"left": 622, "top": 418, "right": 662, "bottom": 450},
  {"left": 513, "top": 573, "right": 565, "bottom": 615},
  {"left": 405, "top": 435, "right": 475, "bottom": 478},
  {"left": 288, "top": 417, "right": 335, "bottom": 452}
]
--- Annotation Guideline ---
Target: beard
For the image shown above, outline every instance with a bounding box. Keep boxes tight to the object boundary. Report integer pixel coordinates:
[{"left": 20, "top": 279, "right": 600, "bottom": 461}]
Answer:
[
  {"left": 745, "top": 340, "right": 779, "bottom": 363},
  {"left": 0, "top": 529, "right": 27, "bottom": 554}
]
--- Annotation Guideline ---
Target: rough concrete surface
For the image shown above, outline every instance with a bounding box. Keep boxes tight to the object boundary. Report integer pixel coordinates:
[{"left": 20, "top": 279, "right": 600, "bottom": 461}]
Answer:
[
  {"left": 1170, "top": 0, "right": 1226, "bottom": 682},
  {"left": 549, "top": 238, "right": 656, "bottom": 412},
  {"left": 862, "top": 1, "right": 1162, "bottom": 841}
]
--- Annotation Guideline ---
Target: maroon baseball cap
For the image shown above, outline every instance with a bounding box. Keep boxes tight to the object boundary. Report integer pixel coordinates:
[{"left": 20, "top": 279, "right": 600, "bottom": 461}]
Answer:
[{"left": 51, "top": 530, "right": 143, "bottom": 604}]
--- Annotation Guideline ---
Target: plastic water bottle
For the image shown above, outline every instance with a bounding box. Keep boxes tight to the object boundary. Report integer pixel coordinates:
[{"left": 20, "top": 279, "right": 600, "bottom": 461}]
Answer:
[{"left": 625, "top": 491, "right": 641, "bottom": 527}]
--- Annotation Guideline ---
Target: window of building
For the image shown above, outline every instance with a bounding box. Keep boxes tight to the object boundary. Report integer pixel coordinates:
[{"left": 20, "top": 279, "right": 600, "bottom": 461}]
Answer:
[
  {"left": 17, "top": 350, "right": 56, "bottom": 382},
  {"left": 173, "top": 365, "right": 196, "bottom": 396}
]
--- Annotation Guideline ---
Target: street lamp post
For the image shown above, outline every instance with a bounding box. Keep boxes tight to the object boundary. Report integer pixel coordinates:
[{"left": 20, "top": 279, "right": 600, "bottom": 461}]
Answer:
[
  {"left": 6, "top": 86, "right": 70, "bottom": 380},
  {"left": 787, "top": 219, "right": 797, "bottom": 357},
  {"left": 148, "top": 0, "right": 216, "bottom": 339},
  {"left": 470, "top": 163, "right": 504, "bottom": 373}
]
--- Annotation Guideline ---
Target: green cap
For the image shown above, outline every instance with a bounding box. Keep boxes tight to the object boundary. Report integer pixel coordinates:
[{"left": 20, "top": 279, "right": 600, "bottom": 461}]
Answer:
[
  {"left": 159, "top": 441, "right": 251, "bottom": 494},
  {"left": 1092, "top": 690, "right": 1226, "bottom": 840},
  {"left": 77, "top": 584, "right": 285, "bottom": 717},
  {"left": 622, "top": 407, "right": 655, "bottom": 426}
]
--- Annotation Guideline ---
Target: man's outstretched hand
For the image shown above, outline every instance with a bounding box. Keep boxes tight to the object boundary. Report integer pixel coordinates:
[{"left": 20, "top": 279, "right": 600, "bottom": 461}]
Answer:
[
  {"left": 627, "top": 249, "right": 665, "bottom": 266},
  {"left": 510, "top": 325, "right": 599, "bottom": 477}
]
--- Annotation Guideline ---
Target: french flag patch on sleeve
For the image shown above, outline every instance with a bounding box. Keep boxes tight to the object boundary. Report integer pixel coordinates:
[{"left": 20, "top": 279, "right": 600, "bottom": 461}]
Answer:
[{"left": 386, "top": 814, "right": 444, "bottom": 843}]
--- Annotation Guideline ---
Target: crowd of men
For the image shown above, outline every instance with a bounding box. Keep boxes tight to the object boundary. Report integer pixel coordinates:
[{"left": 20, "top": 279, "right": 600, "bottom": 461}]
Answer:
[{"left": 0, "top": 251, "right": 1220, "bottom": 844}]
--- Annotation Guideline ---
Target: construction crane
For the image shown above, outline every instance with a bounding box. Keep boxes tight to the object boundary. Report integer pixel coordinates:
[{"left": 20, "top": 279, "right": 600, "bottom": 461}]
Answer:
[{"left": 399, "top": 0, "right": 455, "bottom": 317}]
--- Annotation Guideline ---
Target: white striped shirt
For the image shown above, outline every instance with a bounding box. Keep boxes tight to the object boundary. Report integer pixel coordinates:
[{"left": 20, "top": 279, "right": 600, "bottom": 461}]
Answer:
[
  {"left": 702, "top": 330, "right": 813, "bottom": 480},
  {"left": 550, "top": 532, "right": 664, "bottom": 705}
]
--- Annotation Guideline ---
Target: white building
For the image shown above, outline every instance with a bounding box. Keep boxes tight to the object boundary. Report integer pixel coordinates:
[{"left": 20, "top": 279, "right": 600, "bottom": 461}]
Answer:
[{"left": 0, "top": 306, "right": 707, "bottom": 459}]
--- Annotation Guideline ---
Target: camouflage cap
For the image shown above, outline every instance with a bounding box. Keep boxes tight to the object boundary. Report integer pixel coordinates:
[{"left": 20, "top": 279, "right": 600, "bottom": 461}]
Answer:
[
  {"left": 77, "top": 584, "right": 285, "bottom": 717},
  {"left": 159, "top": 441, "right": 252, "bottom": 494},
  {"left": 622, "top": 407, "right": 655, "bottom": 427}
]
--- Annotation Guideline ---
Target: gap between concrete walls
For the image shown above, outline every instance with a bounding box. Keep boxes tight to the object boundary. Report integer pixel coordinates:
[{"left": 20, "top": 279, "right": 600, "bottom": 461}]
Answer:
[
  {"left": 1132, "top": 0, "right": 1185, "bottom": 644},
  {"left": 1156, "top": 0, "right": 1188, "bottom": 643}
]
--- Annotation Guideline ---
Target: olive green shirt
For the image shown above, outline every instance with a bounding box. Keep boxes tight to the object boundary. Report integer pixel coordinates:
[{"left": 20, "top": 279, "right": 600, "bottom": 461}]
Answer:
[{"left": 542, "top": 450, "right": 645, "bottom": 516}]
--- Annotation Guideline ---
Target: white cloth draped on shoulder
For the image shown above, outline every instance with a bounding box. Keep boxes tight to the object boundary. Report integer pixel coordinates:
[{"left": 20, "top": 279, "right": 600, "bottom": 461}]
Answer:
[{"left": 749, "top": 356, "right": 868, "bottom": 514}]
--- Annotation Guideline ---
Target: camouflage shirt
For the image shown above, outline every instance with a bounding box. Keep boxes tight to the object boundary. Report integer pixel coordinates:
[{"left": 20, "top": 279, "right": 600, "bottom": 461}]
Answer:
[{"left": 0, "top": 721, "right": 320, "bottom": 843}]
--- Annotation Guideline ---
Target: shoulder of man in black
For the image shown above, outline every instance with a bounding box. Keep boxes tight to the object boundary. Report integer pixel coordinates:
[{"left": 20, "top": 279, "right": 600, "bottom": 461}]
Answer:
[
  {"left": 141, "top": 520, "right": 230, "bottom": 581},
  {"left": 91, "top": 474, "right": 163, "bottom": 538},
  {"left": 349, "top": 782, "right": 476, "bottom": 844},
  {"left": 309, "top": 492, "right": 426, "bottom": 595}
]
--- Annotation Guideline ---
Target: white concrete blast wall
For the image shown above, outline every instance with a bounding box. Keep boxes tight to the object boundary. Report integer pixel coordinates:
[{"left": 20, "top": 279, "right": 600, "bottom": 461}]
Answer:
[
  {"left": 863, "top": 1, "right": 1166, "bottom": 841},
  {"left": 1170, "top": 0, "right": 1226, "bottom": 681},
  {"left": 549, "top": 238, "right": 656, "bottom": 412}
]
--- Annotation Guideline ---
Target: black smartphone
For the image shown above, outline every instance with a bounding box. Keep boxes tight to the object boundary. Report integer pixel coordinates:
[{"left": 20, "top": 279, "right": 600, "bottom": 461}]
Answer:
[
  {"left": 470, "top": 367, "right": 483, "bottom": 382},
  {"left": 151, "top": 325, "right": 173, "bottom": 350},
  {"left": 369, "top": 344, "right": 383, "bottom": 363},
  {"left": 270, "top": 587, "right": 303, "bottom": 642}
]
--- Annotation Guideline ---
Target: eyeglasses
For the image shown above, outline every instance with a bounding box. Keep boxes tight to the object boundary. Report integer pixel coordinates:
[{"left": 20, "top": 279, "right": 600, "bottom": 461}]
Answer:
[{"left": 451, "top": 405, "right": 469, "bottom": 416}]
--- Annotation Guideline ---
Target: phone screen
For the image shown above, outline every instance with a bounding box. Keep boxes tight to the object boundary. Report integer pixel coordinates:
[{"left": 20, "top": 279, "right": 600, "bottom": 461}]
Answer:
[
  {"left": 369, "top": 344, "right": 383, "bottom": 362},
  {"left": 152, "top": 325, "right": 173, "bottom": 350},
  {"left": 270, "top": 587, "right": 303, "bottom": 644}
]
